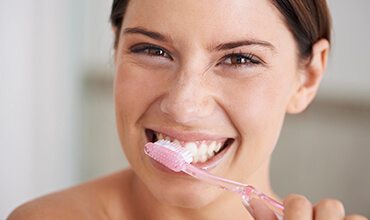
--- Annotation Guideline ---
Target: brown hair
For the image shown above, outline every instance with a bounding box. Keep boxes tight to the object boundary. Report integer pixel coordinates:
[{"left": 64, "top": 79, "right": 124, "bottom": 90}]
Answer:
[
  {"left": 110, "top": 0, "right": 331, "bottom": 59},
  {"left": 110, "top": 0, "right": 129, "bottom": 48},
  {"left": 271, "top": 0, "right": 331, "bottom": 59}
]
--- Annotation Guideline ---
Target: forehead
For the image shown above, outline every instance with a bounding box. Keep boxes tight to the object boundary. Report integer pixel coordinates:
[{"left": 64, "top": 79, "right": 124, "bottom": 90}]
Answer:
[{"left": 122, "top": 0, "right": 292, "bottom": 50}]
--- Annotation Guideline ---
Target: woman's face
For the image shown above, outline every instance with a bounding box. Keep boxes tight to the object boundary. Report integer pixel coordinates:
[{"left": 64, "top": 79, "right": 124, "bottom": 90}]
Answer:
[{"left": 114, "top": 0, "right": 301, "bottom": 208}]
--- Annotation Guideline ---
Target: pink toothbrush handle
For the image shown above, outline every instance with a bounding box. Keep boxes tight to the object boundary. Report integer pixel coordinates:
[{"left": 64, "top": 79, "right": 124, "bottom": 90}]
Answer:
[{"left": 183, "top": 164, "right": 284, "bottom": 219}]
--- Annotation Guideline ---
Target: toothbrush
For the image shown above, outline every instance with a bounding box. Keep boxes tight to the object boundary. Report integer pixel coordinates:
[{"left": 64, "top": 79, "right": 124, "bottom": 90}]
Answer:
[{"left": 144, "top": 140, "right": 284, "bottom": 219}]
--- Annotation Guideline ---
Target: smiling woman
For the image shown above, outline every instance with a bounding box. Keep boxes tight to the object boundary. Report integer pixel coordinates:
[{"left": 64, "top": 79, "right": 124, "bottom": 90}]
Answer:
[{"left": 7, "top": 0, "right": 368, "bottom": 220}]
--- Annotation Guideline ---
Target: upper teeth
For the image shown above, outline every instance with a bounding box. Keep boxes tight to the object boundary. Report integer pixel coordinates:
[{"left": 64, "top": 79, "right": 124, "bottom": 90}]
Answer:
[{"left": 156, "top": 132, "right": 224, "bottom": 163}]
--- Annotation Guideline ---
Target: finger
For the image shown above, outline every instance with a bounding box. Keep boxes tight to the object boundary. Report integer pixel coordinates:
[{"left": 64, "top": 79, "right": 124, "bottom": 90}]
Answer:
[
  {"left": 313, "top": 199, "right": 345, "bottom": 220},
  {"left": 283, "top": 194, "right": 312, "bottom": 220},
  {"left": 242, "top": 200, "right": 256, "bottom": 219},
  {"left": 344, "top": 214, "right": 369, "bottom": 220},
  {"left": 249, "top": 198, "right": 278, "bottom": 220}
]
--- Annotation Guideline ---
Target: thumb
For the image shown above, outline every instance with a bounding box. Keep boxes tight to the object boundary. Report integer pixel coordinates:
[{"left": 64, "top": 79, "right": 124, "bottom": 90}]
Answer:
[{"left": 244, "top": 198, "right": 278, "bottom": 220}]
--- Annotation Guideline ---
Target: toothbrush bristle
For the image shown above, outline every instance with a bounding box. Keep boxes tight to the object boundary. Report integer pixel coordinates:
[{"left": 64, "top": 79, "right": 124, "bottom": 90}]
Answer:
[{"left": 144, "top": 140, "right": 193, "bottom": 172}]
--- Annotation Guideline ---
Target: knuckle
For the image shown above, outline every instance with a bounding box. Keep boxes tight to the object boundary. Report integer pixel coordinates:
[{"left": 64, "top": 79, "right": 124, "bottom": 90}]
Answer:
[
  {"left": 316, "top": 199, "right": 345, "bottom": 212},
  {"left": 284, "top": 194, "right": 312, "bottom": 210}
]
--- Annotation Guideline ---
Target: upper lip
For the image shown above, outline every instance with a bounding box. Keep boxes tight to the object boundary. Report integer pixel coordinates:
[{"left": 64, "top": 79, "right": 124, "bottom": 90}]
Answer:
[{"left": 147, "top": 127, "right": 231, "bottom": 142}]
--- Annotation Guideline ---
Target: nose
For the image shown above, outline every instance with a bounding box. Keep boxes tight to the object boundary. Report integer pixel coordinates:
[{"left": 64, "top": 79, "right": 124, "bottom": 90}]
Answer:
[{"left": 160, "top": 71, "right": 216, "bottom": 124}]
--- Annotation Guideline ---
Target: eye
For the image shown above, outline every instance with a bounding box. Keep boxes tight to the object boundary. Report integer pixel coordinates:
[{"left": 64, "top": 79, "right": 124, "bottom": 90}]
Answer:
[
  {"left": 129, "top": 43, "right": 172, "bottom": 60},
  {"left": 220, "top": 53, "right": 262, "bottom": 67}
]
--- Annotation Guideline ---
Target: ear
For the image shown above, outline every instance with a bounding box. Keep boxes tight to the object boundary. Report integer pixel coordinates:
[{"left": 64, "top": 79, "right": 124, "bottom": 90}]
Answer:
[{"left": 286, "top": 39, "right": 330, "bottom": 114}]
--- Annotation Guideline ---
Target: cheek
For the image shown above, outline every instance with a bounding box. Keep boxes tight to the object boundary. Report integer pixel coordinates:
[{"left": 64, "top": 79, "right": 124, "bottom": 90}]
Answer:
[
  {"left": 223, "top": 76, "right": 292, "bottom": 131},
  {"left": 219, "top": 73, "right": 295, "bottom": 171},
  {"left": 114, "top": 64, "right": 164, "bottom": 126},
  {"left": 114, "top": 65, "right": 154, "bottom": 157},
  {"left": 114, "top": 63, "right": 172, "bottom": 154}
]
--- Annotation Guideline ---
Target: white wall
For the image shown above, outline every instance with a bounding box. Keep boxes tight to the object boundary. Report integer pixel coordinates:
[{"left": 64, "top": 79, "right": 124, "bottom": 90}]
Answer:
[
  {"left": 0, "top": 1, "right": 36, "bottom": 217},
  {"left": 0, "top": 0, "right": 81, "bottom": 217},
  {"left": 323, "top": 0, "right": 370, "bottom": 101}
]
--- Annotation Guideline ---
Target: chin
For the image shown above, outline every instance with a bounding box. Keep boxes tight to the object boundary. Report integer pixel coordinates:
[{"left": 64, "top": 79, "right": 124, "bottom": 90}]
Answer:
[{"left": 148, "top": 181, "right": 224, "bottom": 209}]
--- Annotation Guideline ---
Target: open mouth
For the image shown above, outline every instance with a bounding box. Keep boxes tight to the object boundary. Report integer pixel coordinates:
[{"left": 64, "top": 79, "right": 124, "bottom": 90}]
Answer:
[{"left": 145, "top": 129, "right": 234, "bottom": 164}]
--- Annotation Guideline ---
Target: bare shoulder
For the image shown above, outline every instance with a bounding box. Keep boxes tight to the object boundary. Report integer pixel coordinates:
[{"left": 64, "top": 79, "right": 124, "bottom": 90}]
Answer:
[
  {"left": 7, "top": 169, "right": 135, "bottom": 220},
  {"left": 7, "top": 189, "right": 103, "bottom": 220}
]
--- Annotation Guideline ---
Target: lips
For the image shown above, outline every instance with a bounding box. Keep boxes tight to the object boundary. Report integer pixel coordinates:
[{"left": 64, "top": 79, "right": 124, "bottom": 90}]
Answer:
[{"left": 145, "top": 129, "right": 234, "bottom": 164}]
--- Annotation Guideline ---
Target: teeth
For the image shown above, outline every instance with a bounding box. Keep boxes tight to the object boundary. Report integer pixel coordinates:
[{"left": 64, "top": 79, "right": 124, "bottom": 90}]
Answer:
[
  {"left": 215, "top": 142, "right": 222, "bottom": 152},
  {"left": 173, "top": 139, "right": 181, "bottom": 146},
  {"left": 157, "top": 133, "right": 163, "bottom": 140},
  {"left": 184, "top": 142, "right": 198, "bottom": 162},
  {"left": 207, "top": 141, "right": 216, "bottom": 157},
  {"left": 199, "top": 141, "right": 207, "bottom": 155},
  {"left": 199, "top": 154, "right": 208, "bottom": 163},
  {"left": 154, "top": 131, "right": 228, "bottom": 163},
  {"left": 198, "top": 142, "right": 207, "bottom": 163}
]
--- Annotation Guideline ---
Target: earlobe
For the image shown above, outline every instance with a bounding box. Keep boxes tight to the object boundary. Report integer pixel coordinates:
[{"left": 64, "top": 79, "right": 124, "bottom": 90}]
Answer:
[{"left": 287, "top": 39, "right": 330, "bottom": 114}]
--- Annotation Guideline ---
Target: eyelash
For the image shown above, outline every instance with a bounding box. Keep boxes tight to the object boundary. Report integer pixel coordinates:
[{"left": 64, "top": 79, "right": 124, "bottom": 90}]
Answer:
[
  {"left": 129, "top": 43, "right": 264, "bottom": 67},
  {"left": 129, "top": 44, "right": 173, "bottom": 60},
  {"left": 218, "top": 52, "right": 263, "bottom": 68}
]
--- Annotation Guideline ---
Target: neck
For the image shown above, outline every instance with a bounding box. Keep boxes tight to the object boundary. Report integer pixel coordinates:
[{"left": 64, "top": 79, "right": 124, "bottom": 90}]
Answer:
[{"left": 129, "top": 160, "right": 274, "bottom": 220}]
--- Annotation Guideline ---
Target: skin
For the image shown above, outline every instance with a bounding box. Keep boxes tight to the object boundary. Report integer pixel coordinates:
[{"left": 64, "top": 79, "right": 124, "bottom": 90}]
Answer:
[{"left": 8, "top": 0, "right": 368, "bottom": 219}]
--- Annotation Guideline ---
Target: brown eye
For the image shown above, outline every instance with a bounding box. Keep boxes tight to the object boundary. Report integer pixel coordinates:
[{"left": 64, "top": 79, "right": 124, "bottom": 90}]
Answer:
[
  {"left": 130, "top": 44, "right": 172, "bottom": 59},
  {"left": 146, "top": 47, "right": 168, "bottom": 57},
  {"left": 231, "top": 55, "right": 247, "bottom": 64},
  {"left": 222, "top": 53, "right": 261, "bottom": 66}
]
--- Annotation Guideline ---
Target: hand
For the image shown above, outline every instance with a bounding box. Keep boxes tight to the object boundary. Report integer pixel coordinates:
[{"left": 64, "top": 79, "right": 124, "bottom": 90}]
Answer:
[{"left": 244, "top": 194, "right": 368, "bottom": 220}]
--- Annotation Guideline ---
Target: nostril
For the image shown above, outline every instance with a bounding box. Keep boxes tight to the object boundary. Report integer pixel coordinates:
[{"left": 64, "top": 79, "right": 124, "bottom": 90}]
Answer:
[{"left": 160, "top": 96, "right": 215, "bottom": 123}]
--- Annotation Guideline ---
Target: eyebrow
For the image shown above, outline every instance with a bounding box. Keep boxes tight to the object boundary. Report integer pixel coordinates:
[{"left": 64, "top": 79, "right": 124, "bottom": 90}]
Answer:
[
  {"left": 123, "top": 27, "right": 171, "bottom": 42},
  {"left": 123, "top": 27, "right": 275, "bottom": 52},
  {"left": 212, "top": 40, "right": 276, "bottom": 52}
]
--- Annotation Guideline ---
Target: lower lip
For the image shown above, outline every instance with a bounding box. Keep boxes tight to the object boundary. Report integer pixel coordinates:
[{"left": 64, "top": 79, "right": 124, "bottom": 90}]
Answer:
[
  {"left": 146, "top": 142, "right": 233, "bottom": 175},
  {"left": 148, "top": 158, "right": 188, "bottom": 175}
]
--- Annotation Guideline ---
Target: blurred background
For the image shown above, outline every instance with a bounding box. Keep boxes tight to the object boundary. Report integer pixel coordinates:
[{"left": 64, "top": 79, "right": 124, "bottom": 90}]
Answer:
[{"left": 0, "top": 0, "right": 369, "bottom": 218}]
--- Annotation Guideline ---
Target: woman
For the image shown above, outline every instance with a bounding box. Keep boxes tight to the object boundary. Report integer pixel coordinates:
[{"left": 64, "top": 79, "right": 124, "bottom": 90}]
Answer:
[{"left": 8, "top": 0, "right": 368, "bottom": 219}]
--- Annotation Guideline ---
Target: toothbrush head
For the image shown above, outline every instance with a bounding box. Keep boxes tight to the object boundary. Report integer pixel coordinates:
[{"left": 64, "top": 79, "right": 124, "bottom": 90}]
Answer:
[{"left": 144, "top": 140, "right": 193, "bottom": 172}]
